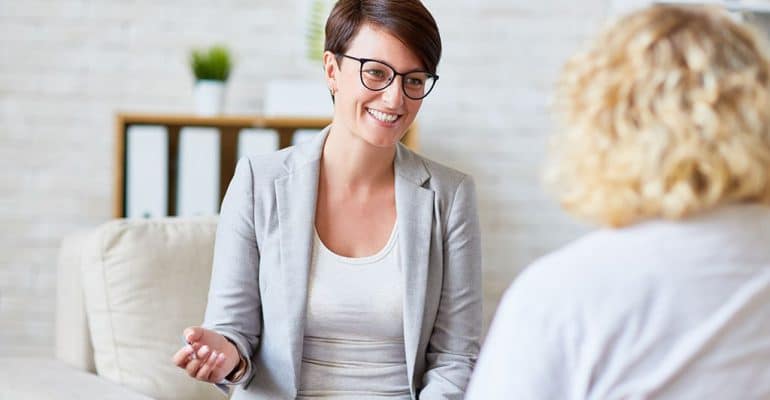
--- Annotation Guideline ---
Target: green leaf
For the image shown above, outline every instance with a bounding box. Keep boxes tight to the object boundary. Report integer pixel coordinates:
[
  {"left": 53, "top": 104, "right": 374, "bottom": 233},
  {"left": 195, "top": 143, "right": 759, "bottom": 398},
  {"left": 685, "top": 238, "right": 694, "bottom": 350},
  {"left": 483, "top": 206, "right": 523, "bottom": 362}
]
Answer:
[{"left": 189, "top": 45, "right": 233, "bottom": 81}]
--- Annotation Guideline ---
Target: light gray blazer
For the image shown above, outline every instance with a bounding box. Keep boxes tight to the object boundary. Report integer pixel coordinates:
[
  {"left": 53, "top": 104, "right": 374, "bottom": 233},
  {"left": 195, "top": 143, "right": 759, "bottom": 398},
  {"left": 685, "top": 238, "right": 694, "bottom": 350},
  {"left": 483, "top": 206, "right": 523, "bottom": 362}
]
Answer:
[{"left": 202, "top": 127, "right": 482, "bottom": 399}]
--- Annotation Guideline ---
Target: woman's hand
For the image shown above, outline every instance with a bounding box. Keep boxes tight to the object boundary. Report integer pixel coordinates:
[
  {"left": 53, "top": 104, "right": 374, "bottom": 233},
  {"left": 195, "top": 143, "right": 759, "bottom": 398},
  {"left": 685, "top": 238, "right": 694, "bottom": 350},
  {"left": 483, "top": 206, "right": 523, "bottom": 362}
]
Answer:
[{"left": 172, "top": 326, "right": 241, "bottom": 383}]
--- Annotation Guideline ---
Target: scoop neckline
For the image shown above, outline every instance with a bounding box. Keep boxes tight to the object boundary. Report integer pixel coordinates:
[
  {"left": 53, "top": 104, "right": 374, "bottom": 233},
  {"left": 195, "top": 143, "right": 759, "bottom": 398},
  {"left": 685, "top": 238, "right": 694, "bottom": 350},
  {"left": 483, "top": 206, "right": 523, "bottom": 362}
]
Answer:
[{"left": 314, "top": 222, "right": 398, "bottom": 265}]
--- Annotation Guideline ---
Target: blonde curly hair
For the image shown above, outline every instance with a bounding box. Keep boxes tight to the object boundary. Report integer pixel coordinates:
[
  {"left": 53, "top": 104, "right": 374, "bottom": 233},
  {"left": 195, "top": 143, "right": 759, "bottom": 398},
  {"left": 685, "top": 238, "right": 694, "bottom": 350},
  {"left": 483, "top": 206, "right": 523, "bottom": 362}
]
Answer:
[{"left": 548, "top": 5, "right": 770, "bottom": 227}]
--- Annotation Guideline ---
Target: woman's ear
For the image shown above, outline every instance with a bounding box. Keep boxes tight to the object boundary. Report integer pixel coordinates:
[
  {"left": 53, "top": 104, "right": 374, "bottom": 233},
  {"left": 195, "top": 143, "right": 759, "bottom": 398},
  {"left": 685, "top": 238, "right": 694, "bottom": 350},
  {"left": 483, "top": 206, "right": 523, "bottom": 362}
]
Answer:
[{"left": 322, "top": 51, "right": 338, "bottom": 94}]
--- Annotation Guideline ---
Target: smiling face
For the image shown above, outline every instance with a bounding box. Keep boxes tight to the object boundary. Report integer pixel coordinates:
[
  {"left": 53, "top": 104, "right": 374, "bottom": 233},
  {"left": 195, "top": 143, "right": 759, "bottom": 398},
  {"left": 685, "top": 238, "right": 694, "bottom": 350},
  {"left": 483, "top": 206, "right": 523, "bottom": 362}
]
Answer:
[{"left": 324, "top": 23, "right": 425, "bottom": 148}]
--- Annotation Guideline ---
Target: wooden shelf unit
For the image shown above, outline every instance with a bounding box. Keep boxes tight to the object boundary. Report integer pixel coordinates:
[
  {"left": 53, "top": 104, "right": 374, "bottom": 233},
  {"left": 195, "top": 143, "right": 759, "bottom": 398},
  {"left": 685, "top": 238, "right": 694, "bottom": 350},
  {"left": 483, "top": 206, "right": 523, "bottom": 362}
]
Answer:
[{"left": 114, "top": 112, "right": 419, "bottom": 218}]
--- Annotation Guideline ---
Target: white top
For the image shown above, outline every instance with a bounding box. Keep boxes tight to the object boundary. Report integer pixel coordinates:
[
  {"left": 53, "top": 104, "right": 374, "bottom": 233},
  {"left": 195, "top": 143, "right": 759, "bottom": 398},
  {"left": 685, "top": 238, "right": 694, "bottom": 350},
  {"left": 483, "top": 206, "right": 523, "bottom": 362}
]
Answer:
[
  {"left": 467, "top": 204, "right": 770, "bottom": 400},
  {"left": 298, "top": 223, "right": 411, "bottom": 399}
]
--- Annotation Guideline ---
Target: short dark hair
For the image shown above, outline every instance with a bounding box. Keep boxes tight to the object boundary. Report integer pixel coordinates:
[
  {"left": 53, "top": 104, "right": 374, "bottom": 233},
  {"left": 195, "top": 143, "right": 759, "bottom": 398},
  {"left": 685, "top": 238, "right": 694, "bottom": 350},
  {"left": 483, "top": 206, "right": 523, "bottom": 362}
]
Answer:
[{"left": 324, "top": 0, "right": 442, "bottom": 74}]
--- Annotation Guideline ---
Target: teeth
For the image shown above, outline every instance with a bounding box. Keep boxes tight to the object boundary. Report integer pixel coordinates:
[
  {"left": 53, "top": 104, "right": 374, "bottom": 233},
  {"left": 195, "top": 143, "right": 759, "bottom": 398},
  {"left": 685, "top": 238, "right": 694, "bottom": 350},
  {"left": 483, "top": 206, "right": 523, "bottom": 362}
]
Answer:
[{"left": 368, "top": 108, "right": 399, "bottom": 123}]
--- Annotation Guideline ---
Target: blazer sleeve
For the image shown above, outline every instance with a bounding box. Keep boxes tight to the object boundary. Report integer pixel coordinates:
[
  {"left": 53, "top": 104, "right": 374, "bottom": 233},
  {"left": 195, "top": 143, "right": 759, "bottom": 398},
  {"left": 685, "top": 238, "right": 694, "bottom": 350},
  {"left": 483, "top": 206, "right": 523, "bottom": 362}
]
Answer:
[
  {"left": 202, "top": 157, "right": 261, "bottom": 385},
  {"left": 419, "top": 175, "right": 483, "bottom": 399}
]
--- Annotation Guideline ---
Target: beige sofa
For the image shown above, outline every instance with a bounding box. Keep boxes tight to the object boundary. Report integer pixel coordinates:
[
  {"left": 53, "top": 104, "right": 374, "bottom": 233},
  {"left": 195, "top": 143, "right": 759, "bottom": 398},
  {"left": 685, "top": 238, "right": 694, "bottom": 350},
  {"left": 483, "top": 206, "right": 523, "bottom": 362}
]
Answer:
[{"left": 0, "top": 218, "right": 228, "bottom": 399}]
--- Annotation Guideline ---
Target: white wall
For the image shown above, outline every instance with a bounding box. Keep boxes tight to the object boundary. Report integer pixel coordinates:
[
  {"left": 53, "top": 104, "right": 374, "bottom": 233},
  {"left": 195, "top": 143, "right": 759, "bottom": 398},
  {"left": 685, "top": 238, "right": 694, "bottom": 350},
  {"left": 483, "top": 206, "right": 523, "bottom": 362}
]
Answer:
[{"left": 0, "top": 0, "right": 612, "bottom": 356}]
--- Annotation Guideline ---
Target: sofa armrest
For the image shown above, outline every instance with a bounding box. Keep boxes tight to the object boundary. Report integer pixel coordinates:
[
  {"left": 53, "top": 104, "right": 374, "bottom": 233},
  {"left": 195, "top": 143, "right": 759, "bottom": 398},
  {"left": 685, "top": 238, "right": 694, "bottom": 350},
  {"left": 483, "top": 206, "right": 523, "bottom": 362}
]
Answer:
[
  {"left": 0, "top": 357, "right": 153, "bottom": 399},
  {"left": 55, "top": 230, "right": 95, "bottom": 373}
]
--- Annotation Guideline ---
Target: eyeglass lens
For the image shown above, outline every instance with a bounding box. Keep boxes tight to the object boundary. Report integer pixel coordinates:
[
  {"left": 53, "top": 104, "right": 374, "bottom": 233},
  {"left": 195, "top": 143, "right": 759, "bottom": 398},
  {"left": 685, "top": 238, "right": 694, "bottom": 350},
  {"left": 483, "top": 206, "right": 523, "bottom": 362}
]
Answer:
[{"left": 360, "top": 60, "right": 435, "bottom": 99}]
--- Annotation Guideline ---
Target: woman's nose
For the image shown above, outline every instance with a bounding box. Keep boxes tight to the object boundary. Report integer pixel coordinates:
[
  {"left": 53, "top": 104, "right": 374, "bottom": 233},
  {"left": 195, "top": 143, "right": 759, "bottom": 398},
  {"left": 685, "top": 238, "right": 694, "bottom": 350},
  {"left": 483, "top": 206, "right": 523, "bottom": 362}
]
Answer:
[{"left": 382, "top": 76, "right": 405, "bottom": 107}]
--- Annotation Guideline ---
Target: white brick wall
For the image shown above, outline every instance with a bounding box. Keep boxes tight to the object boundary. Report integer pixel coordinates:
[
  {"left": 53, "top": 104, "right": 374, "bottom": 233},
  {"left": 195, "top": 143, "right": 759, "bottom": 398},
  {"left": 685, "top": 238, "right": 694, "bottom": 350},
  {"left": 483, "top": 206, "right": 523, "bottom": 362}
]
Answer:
[{"left": 0, "top": 0, "right": 611, "bottom": 356}]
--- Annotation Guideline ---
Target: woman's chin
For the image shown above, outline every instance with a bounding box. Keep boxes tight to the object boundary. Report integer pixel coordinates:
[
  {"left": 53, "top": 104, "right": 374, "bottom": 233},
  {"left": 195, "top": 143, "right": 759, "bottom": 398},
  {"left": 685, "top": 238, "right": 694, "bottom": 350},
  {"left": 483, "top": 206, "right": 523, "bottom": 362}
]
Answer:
[
  {"left": 363, "top": 135, "right": 400, "bottom": 148},
  {"left": 357, "top": 122, "right": 404, "bottom": 147}
]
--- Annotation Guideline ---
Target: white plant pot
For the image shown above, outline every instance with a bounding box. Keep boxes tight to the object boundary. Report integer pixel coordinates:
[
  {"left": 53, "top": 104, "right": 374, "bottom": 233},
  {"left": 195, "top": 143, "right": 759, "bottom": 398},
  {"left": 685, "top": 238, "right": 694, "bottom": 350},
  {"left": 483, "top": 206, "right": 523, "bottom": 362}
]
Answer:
[{"left": 193, "top": 80, "right": 226, "bottom": 115}]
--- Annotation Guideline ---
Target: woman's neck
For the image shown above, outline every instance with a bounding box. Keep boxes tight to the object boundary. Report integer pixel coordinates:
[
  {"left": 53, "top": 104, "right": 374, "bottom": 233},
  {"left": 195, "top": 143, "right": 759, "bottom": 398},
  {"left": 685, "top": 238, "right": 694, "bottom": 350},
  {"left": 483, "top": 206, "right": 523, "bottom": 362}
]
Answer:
[{"left": 321, "top": 124, "right": 396, "bottom": 190}]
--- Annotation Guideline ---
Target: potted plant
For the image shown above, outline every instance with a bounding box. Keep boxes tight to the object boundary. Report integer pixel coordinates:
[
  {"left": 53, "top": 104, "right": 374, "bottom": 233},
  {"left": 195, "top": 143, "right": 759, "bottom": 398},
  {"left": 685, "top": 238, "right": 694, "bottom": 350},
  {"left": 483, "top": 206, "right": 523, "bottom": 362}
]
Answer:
[{"left": 190, "top": 45, "right": 233, "bottom": 115}]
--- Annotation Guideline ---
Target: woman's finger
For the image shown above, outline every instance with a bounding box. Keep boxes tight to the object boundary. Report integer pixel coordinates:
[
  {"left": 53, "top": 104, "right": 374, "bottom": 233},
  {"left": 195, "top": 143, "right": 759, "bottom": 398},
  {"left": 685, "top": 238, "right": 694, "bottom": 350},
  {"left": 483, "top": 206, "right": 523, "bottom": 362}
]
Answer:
[
  {"left": 196, "top": 351, "right": 218, "bottom": 381},
  {"left": 184, "top": 326, "right": 204, "bottom": 343},
  {"left": 185, "top": 356, "right": 203, "bottom": 377},
  {"left": 196, "top": 345, "right": 211, "bottom": 360},
  {"left": 172, "top": 345, "right": 195, "bottom": 367},
  {"left": 209, "top": 353, "right": 227, "bottom": 381}
]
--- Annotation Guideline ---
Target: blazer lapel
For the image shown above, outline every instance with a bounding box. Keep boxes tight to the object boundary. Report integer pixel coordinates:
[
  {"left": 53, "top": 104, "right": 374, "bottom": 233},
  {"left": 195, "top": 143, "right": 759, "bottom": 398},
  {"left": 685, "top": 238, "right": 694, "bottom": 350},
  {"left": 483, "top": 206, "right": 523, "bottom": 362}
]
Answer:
[
  {"left": 274, "top": 128, "right": 328, "bottom": 391},
  {"left": 394, "top": 144, "right": 433, "bottom": 391}
]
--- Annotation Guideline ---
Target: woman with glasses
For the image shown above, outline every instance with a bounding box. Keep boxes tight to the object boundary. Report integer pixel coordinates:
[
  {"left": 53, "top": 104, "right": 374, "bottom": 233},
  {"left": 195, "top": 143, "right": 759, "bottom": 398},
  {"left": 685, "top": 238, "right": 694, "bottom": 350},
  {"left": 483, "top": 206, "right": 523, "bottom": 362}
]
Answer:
[
  {"left": 467, "top": 5, "right": 770, "bottom": 399},
  {"left": 173, "top": 1, "right": 482, "bottom": 399}
]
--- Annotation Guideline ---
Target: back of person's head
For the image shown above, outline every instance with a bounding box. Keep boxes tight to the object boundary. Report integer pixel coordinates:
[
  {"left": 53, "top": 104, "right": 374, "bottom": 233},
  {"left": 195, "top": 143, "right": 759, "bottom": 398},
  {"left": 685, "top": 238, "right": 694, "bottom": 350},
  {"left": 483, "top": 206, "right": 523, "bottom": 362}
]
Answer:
[
  {"left": 324, "top": 0, "right": 442, "bottom": 74},
  {"left": 548, "top": 5, "right": 770, "bottom": 227}
]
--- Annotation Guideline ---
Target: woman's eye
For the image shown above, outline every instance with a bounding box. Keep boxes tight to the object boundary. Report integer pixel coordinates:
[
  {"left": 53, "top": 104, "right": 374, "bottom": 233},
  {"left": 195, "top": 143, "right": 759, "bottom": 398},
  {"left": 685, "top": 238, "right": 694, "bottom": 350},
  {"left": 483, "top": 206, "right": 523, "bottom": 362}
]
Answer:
[
  {"left": 365, "top": 69, "right": 387, "bottom": 79},
  {"left": 406, "top": 77, "right": 425, "bottom": 87}
]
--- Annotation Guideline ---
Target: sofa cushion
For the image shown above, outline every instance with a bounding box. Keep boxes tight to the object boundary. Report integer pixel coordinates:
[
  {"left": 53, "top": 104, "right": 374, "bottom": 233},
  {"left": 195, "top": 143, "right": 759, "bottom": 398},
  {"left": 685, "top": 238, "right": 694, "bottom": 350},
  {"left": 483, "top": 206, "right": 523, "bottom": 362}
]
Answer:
[
  {"left": 0, "top": 357, "right": 153, "bottom": 399},
  {"left": 79, "top": 218, "right": 225, "bottom": 400},
  {"left": 56, "top": 230, "right": 96, "bottom": 373}
]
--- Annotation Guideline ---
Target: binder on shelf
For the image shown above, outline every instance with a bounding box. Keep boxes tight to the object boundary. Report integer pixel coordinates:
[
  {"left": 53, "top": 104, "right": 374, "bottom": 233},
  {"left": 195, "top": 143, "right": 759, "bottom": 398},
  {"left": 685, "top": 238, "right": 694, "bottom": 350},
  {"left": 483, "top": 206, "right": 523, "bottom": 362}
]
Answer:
[
  {"left": 125, "top": 126, "right": 167, "bottom": 219},
  {"left": 177, "top": 127, "right": 220, "bottom": 216}
]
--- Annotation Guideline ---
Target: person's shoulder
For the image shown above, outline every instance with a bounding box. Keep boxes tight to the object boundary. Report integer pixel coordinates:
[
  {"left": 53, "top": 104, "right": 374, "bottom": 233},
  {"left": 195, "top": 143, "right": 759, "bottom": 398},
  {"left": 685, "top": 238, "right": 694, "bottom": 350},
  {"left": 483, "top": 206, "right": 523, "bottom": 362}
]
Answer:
[
  {"left": 512, "top": 230, "right": 644, "bottom": 302},
  {"left": 508, "top": 225, "right": 687, "bottom": 328}
]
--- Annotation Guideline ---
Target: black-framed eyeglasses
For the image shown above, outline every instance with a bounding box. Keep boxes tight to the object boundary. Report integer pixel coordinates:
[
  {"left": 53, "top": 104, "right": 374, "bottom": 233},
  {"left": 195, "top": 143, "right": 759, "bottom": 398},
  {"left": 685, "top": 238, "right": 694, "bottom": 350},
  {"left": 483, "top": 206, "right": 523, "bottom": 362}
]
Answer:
[{"left": 338, "top": 54, "right": 439, "bottom": 100}]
